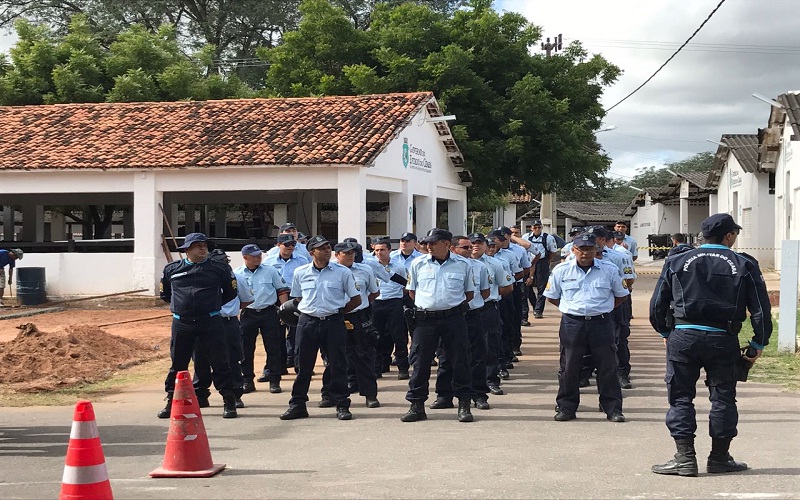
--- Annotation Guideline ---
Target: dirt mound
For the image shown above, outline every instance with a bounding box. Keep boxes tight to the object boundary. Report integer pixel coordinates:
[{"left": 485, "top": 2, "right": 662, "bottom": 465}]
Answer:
[{"left": 0, "top": 323, "right": 165, "bottom": 391}]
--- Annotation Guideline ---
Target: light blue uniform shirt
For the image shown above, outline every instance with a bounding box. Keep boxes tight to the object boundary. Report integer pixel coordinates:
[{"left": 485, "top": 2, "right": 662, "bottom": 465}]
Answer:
[
  {"left": 234, "top": 264, "right": 289, "bottom": 310},
  {"left": 291, "top": 261, "right": 360, "bottom": 317},
  {"left": 524, "top": 233, "right": 558, "bottom": 259},
  {"left": 346, "top": 262, "right": 379, "bottom": 312},
  {"left": 220, "top": 274, "right": 255, "bottom": 318},
  {"left": 560, "top": 241, "right": 574, "bottom": 259},
  {"left": 621, "top": 235, "right": 638, "bottom": 258},
  {"left": 509, "top": 242, "right": 532, "bottom": 281},
  {"left": 465, "top": 257, "right": 490, "bottom": 310},
  {"left": 611, "top": 246, "right": 637, "bottom": 279},
  {"left": 494, "top": 247, "right": 523, "bottom": 279},
  {"left": 544, "top": 259, "right": 629, "bottom": 316},
  {"left": 479, "top": 254, "right": 514, "bottom": 302},
  {"left": 407, "top": 254, "right": 473, "bottom": 311},
  {"left": 366, "top": 256, "right": 406, "bottom": 301},
  {"left": 390, "top": 248, "right": 422, "bottom": 271},
  {"left": 266, "top": 242, "right": 311, "bottom": 261},
  {"left": 601, "top": 247, "right": 635, "bottom": 281},
  {"left": 262, "top": 252, "right": 309, "bottom": 284}
]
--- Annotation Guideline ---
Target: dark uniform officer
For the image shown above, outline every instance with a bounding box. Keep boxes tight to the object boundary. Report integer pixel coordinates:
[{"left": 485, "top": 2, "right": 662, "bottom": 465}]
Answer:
[
  {"left": 280, "top": 236, "right": 361, "bottom": 421},
  {"left": 495, "top": 226, "right": 531, "bottom": 356},
  {"left": 401, "top": 228, "right": 475, "bottom": 423},
  {"left": 487, "top": 229, "right": 523, "bottom": 376},
  {"left": 544, "top": 233, "right": 629, "bottom": 423},
  {"left": 158, "top": 233, "right": 239, "bottom": 418},
  {"left": 519, "top": 220, "right": 558, "bottom": 319},
  {"left": 650, "top": 213, "right": 772, "bottom": 477}
]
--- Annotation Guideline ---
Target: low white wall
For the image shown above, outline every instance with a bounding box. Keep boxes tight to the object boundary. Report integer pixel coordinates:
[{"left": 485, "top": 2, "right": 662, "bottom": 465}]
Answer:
[{"left": 15, "top": 253, "right": 134, "bottom": 297}]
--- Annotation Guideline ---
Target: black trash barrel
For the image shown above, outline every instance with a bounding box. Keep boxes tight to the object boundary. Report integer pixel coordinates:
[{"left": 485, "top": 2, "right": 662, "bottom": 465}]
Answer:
[{"left": 16, "top": 267, "right": 47, "bottom": 306}]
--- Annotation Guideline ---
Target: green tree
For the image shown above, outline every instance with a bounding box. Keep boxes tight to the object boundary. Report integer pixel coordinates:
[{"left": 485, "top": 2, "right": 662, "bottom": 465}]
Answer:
[{"left": 629, "top": 151, "right": 714, "bottom": 189}]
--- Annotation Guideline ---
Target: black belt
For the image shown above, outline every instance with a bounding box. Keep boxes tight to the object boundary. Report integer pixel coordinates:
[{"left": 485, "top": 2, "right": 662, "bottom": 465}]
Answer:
[
  {"left": 415, "top": 306, "right": 460, "bottom": 320},
  {"left": 675, "top": 318, "right": 729, "bottom": 331},
  {"left": 480, "top": 301, "right": 499, "bottom": 311},
  {"left": 565, "top": 313, "right": 609, "bottom": 321},
  {"left": 245, "top": 306, "right": 276, "bottom": 313},
  {"left": 345, "top": 305, "right": 372, "bottom": 321},
  {"left": 302, "top": 312, "right": 343, "bottom": 321}
]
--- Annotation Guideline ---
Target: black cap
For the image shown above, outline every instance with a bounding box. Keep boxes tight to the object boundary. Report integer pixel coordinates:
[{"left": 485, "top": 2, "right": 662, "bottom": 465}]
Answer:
[
  {"left": 486, "top": 229, "right": 507, "bottom": 241},
  {"left": 334, "top": 241, "right": 359, "bottom": 253},
  {"left": 611, "top": 230, "right": 626, "bottom": 239},
  {"left": 573, "top": 233, "right": 597, "bottom": 247},
  {"left": 343, "top": 237, "right": 359, "bottom": 243},
  {"left": 280, "top": 222, "right": 297, "bottom": 232},
  {"left": 531, "top": 219, "right": 543, "bottom": 227},
  {"left": 615, "top": 220, "right": 629, "bottom": 226},
  {"left": 569, "top": 226, "right": 584, "bottom": 235},
  {"left": 468, "top": 232, "right": 487, "bottom": 243},
  {"left": 178, "top": 232, "right": 214, "bottom": 250},
  {"left": 241, "top": 244, "right": 263, "bottom": 256},
  {"left": 277, "top": 234, "right": 296, "bottom": 245},
  {"left": 400, "top": 232, "right": 417, "bottom": 242},
  {"left": 421, "top": 228, "right": 452, "bottom": 243},
  {"left": 701, "top": 213, "right": 742, "bottom": 237},
  {"left": 587, "top": 225, "right": 610, "bottom": 238},
  {"left": 486, "top": 236, "right": 499, "bottom": 246},
  {"left": 495, "top": 226, "right": 512, "bottom": 235},
  {"left": 306, "top": 235, "right": 331, "bottom": 250}
]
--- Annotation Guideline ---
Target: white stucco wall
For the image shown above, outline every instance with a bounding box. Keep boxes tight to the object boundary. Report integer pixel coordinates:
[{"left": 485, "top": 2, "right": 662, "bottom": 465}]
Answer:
[
  {"left": 15, "top": 253, "right": 133, "bottom": 297},
  {"left": 715, "top": 153, "right": 775, "bottom": 268},
  {"left": 774, "top": 120, "right": 800, "bottom": 270},
  {"left": 630, "top": 196, "right": 679, "bottom": 247}
]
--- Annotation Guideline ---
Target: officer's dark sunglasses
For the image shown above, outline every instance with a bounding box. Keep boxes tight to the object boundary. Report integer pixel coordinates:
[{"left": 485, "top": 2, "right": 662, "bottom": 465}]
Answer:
[{"left": 281, "top": 241, "right": 297, "bottom": 247}]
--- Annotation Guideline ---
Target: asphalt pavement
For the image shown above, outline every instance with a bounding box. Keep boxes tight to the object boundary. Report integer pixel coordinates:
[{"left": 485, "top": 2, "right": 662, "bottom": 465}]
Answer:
[{"left": 1, "top": 270, "right": 798, "bottom": 499}]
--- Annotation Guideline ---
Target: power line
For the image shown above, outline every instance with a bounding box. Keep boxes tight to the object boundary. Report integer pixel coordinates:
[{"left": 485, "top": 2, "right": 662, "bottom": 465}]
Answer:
[{"left": 605, "top": 0, "right": 728, "bottom": 112}]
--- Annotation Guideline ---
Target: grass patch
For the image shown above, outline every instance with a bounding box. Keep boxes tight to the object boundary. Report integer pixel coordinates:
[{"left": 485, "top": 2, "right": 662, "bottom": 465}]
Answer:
[
  {"left": 0, "top": 358, "right": 166, "bottom": 407},
  {"left": 738, "top": 313, "right": 800, "bottom": 392}
]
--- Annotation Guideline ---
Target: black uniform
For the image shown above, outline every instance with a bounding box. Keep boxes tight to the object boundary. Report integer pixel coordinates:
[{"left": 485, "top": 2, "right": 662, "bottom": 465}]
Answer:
[
  {"left": 160, "top": 258, "right": 238, "bottom": 397},
  {"left": 650, "top": 244, "right": 772, "bottom": 441}
]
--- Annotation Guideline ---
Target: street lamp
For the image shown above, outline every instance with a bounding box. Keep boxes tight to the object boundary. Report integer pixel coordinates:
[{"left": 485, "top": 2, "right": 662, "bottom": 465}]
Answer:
[
  {"left": 597, "top": 125, "right": 617, "bottom": 133},
  {"left": 752, "top": 93, "right": 784, "bottom": 109}
]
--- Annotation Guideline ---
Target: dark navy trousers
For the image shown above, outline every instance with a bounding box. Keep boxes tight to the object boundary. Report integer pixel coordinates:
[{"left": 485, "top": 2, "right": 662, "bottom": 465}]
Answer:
[
  {"left": 665, "top": 328, "right": 739, "bottom": 440},
  {"left": 373, "top": 298, "right": 409, "bottom": 373},
  {"left": 482, "top": 302, "right": 503, "bottom": 385},
  {"left": 406, "top": 313, "right": 472, "bottom": 402},
  {"left": 193, "top": 316, "right": 244, "bottom": 398},
  {"left": 165, "top": 315, "right": 234, "bottom": 396},
  {"left": 291, "top": 313, "right": 350, "bottom": 409},
  {"left": 241, "top": 307, "right": 282, "bottom": 383},
  {"left": 435, "top": 309, "right": 489, "bottom": 401}
]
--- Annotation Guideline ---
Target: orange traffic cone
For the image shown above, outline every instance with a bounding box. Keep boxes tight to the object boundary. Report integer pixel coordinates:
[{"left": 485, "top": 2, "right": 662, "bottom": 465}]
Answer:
[
  {"left": 60, "top": 400, "right": 113, "bottom": 500},
  {"left": 150, "top": 370, "right": 225, "bottom": 478}
]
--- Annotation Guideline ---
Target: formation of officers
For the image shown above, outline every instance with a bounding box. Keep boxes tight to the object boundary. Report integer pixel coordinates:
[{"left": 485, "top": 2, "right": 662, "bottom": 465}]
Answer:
[{"left": 156, "top": 218, "right": 644, "bottom": 424}]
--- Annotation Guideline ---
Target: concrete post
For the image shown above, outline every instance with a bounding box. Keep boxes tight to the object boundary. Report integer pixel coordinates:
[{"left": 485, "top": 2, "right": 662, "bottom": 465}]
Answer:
[
  {"left": 215, "top": 206, "right": 227, "bottom": 237},
  {"left": 185, "top": 204, "right": 196, "bottom": 234},
  {"left": 297, "top": 191, "right": 318, "bottom": 237},
  {"left": 169, "top": 202, "right": 180, "bottom": 236},
  {"left": 679, "top": 180, "right": 690, "bottom": 235},
  {"left": 389, "top": 185, "right": 413, "bottom": 237},
  {"left": 2, "top": 206, "right": 13, "bottom": 241},
  {"left": 337, "top": 168, "right": 367, "bottom": 243},
  {"left": 82, "top": 205, "right": 93, "bottom": 240},
  {"left": 22, "top": 205, "right": 44, "bottom": 242},
  {"left": 778, "top": 240, "right": 799, "bottom": 353},
  {"left": 447, "top": 199, "right": 467, "bottom": 236},
  {"left": 133, "top": 171, "right": 165, "bottom": 294},
  {"left": 51, "top": 211, "right": 66, "bottom": 241},
  {"left": 415, "top": 195, "right": 436, "bottom": 236},
  {"left": 273, "top": 204, "right": 288, "bottom": 228},
  {"left": 122, "top": 207, "right": 134, "bottom": 238}
]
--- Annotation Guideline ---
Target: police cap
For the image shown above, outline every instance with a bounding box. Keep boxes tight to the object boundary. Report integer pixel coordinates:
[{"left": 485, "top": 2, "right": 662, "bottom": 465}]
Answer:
[
  {"left": 569, "top": 226, "right": 584, "bottom": 236},
  {"left": 495, "top": 226, "right": 513, "bottom": 235},
  {"left": 587, "top": 225, "right": 611, "bottom": 238},
  {"left": 280, "top": 222, "right": 297, "bottom": 232},
  {"left": 421, "top": 228, "right": 452, "bottom": 243},
  {"left": 468, "top": 233, "right": 487, "bottom": 243},
  {"left": 333, "top": 241, "right": 359, "bottom": 253},
  {"left": 241, "top": 244, "right": 262, "bottom": 256},
  {"left": 701, "top": 213, "right": 742, "bottom": 238},
  {"left": 400, "top": 232, "right": 417, "bottom": 242},
  {"left": 486, "top": 236, "right": 499, "bottom": 246},
  {"left": 573, "top": 233, "right": 597, "bottom": 247},
  {"left": 486, "top": 229, "right": 507, "bottom": 241},
  {"left": 277, "top": 234, "right": 296, "bottom": 245},
  {"left": 531, "top": 219, "right": 543, "bottom": 227},
  {"left": 306, "top": 235, "right": 331, "bottom": 250},
  {"left": 178, "top": 232, "right": 214, "bottom": 250}
]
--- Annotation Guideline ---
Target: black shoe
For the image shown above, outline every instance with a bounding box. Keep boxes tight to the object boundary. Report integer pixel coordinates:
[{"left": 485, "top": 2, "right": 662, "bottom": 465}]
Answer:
[
  {"left": 197, "top": 396, "right": 210, "bottom": 408},
  {"left": 511, "top": 356, "right": 519, "bottom": 362},
  {"left": 499, "top": 369, "right": 510, "bottom": 380},
  {"left": 375, "top": 371, "right": 383, "bottom": 379},
  {"left": 619, "top": 375, "right": 632, "bottom": 389},
  {"left": 579, "top": 377, "right": 590, "bottom": 388},
  {"left": 285, "top": 357, "right": 294, "bottom": 368},
  {"left": 431, "top": 359, "right": 438, "bottom": 367},
  {"left": 401, "top": 402, "right": 427, "bottom": 422},
  {"left": 430, "top": 397, "right": 454, "bottom": 409},
  {"left": 336, "top": 407, "right": 353, "bottom": 420},
  {"left": 607, "top": 412, "right": 626, "bottom": 422},
  {"left": 281, "top": 367, "right": 289, "bottom": 375},
  {"left": 242, "top": 382, "right": 256, "bottom": 394},
  {"left": 707, "top": 454, "right": 748, "bottom": 474},
  {"left": 397, "top": 370, "right": 410, "bottom": 380},
  {"left": 474, "top": 399, "right": 491, "bottom": 410},
  {"left": 235, "top": 397, "right": 245, "bottom": 408},
  {"left": 512, "top": 349, "right": 523, "bottom": 356},
  {"left": 222, "top": 394, "right": 238, "bottom": 418},
  {"left": 652, "top": 455, "right": 699, "bottom": 477},
  {"left": 488, "top": 383, "right": 504, "bottom": 395},
  {"left": 279, "top": 405, "right": 309, "bottom": 420},
  {"left": 318, "top": 397, "right": 335, "bottom": 408},
  {"left": 554, "top": 411, "right": 576, "bottom": 421},
  {"left": 521, "top": 320, "right": 531, "bottom": 326},
  {"left": 390, "top": 357, "right": 398, "bottom": 366},
  {"left": 270, "top": 382, "right": 282, "bottom": 394},
  {"left": 256, "top": 374, "right": 269, "bottom": 383},
  {"left": 533, "top": 312, "right": 543, "bottom": 319},
  {"left": 366, "top": 397, "right": 380, "bottom": 408},
  {"left": 506, "top": 362, "right": 514, "bottom": 369},
  {"left": 457, "top": 399, "right": 474, "bottom": 422},
  {"left": 157, "top": 396, "right": 173, "bottom": 419}
]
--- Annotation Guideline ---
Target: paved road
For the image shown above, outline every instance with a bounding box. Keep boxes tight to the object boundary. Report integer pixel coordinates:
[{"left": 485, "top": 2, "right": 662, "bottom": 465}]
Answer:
[{"left": 1, "top": 272, "right": 798, "bottom": 499}]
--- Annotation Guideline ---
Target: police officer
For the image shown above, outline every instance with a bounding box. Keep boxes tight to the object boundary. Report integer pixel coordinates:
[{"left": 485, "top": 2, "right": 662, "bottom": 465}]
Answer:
[
  {"left": 193, "top": 249, "right": 253, "bottom": 409},
  {"left": 472, "top": 234, "right": 514, "bottom": 396},
  {"left": 495, "top": 226, "right": 531, "bottom": 354},
  {"left": 266, "top": 222, "right": 311, "bottom": 260},
  {"left": 280, "top": 236, "right": 361, "bottom": 421},
  {"left": 263, "top": 233, "right": 310, "bottom": 372},
  {"left": 401, "top": 228, "right": 475, "bottom": 423},
  {"left": 368, "top": 238, "right": 411, "bottom": 379},
  {"left": 544, "top": 232, "right": 629, "bottom": 423},
  {"left": 609, "top": 230, "right": 636, "bottom": 389},
  {"left": 0, "top": 248, "right": 22, "bottom": 307},
  {"left": 650, "top": 213, "right": 772, "bottom": 477},
  {"left": 236, "top": 244, "right": 290, "bottom": 395},
  {"left": 435, "top": 235, "right": 491, "bottom": 409},
  {"left": 516, "top": 220, "right": 558, "bottom": 320},
  {"left": 487, "top": 229, "right": 523, "bottom": 376},
  {"left": 614, "top": 220, "right": 638, "bottom": 261},
  {"left": 158, "top": 233, "right": 239, "bottom": 418},
  {"left": 323, "top": 241, "right": 381, "bottom": 408},
  {"left": 560, "top": 227, "right": 583, "bottom": 262}
]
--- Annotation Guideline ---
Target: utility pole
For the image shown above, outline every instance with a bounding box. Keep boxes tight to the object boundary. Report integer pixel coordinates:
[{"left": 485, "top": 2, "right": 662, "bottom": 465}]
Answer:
[{"left": 541, "top": 33, "right": 563, "bottom": 57}]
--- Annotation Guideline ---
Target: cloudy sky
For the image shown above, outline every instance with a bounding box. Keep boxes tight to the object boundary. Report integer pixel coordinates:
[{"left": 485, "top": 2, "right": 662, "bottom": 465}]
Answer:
[
  {"left": 498, "top": 0, "right": 800, "bottom": 181},
  {"left": 2, "top": 1, "right": 798, "bottom": 182}
]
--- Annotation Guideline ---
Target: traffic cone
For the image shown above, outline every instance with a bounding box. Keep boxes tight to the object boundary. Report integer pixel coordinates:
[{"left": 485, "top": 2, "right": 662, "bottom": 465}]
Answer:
[
  {"left": 60, "top": 400, "right": 113, "bottom": 500},
  {"left": 150, "top": 370, "right": 225, "bottom": 478}
]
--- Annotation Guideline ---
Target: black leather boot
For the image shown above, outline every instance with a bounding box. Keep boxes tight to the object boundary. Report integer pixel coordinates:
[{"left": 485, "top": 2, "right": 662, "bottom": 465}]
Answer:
[
  {"left": 222, "top": 393, "right": 238, "bottom": 418},
  {"left": 651, "top": 438, "right": 698, "bottom": 477},
  {"left": 457, "top": 398, "right": 473, "bottom": 423},
  {"left": 707, "top": 438, "right": 748, "bottom": 473},
  {"left": 400, "top": 401, "right": 427, "bottom": 422},
  {"left": 157, "top": 395, "right": 173, "bottom": 419}
]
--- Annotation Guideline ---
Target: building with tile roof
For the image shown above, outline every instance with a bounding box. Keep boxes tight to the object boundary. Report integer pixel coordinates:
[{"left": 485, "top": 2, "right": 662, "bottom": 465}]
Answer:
[{"left": 0, "top": 92, "right": 471, "bottom": 295}]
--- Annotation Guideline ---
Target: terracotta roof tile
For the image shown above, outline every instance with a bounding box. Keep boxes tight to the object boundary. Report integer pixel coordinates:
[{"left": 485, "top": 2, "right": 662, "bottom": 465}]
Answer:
[{"left": 0, "top": 93, "right": 434, "bottom": 170}]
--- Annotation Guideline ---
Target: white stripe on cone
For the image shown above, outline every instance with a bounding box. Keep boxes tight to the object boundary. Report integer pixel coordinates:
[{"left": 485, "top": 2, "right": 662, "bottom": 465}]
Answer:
[
  {"left": 182, "top": 413, "right": 198, "bottom": 419},
  {"left": 184, "top": 435, "right": 198, "bottom": 441},
  {"left": 69, "top": 420, "right": 100, "bottom": 440},
  {"left": 62, "top": 464, "right": 109, "bottom": 485}
]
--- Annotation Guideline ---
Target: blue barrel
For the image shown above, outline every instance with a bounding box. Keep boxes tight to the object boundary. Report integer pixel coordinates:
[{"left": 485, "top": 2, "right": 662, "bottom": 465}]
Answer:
[{"left": 16, "top": 267, "right": 47, "bottom": 306}]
